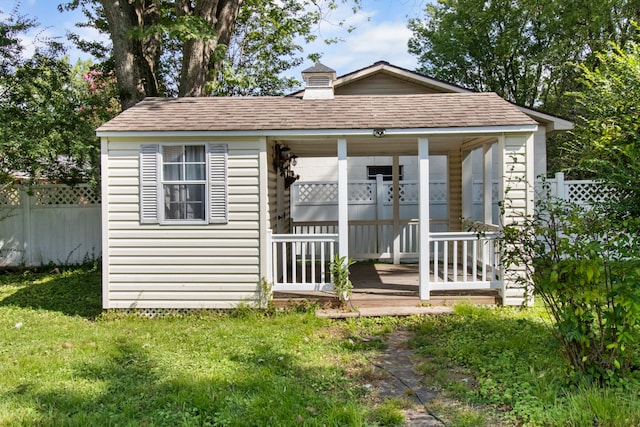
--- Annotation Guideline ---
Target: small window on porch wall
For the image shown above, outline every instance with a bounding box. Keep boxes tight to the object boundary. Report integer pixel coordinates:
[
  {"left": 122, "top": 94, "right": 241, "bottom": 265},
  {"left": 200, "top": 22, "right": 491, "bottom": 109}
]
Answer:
[{"left": 367, "top": 165, "right": 403, "bottom": 181}]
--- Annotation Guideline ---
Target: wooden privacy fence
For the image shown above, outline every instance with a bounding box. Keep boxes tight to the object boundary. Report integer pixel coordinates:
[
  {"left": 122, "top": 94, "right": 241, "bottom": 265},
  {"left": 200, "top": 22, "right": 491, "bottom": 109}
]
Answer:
[{"left": 0, "top": 184, "right": 101, "bottom": 267}]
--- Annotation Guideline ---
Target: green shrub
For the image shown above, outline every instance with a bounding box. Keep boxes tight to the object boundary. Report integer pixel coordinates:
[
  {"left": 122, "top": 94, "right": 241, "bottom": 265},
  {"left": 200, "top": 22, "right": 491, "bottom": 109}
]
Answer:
[{"left": 502, "top": 193, "right": 640, "bottom": 384}]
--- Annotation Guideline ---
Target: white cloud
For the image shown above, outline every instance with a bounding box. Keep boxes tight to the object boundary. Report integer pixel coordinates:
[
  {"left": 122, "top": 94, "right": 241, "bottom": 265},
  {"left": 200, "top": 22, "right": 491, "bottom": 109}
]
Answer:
[
  {"left": 337, "top": 21, "right": 416, "bottom": 68},
  {"left": 295, "top": 7, "right": 417, "bottom": 76}
]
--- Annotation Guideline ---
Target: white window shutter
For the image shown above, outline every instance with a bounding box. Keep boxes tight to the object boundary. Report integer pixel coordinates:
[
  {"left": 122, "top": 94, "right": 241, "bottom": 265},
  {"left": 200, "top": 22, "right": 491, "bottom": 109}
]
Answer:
[
  {"left": 140, "top": 144, "right": 160, "bottom": 224},
  {"left": 208, "top": 144, "right": 228, "bottom": 224}
]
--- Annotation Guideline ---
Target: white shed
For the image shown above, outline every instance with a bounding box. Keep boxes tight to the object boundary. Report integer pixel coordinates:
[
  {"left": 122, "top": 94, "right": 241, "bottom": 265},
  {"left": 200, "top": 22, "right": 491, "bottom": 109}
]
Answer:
[{"left": 97, "top": 62, "right": 572, "bottom": 309}]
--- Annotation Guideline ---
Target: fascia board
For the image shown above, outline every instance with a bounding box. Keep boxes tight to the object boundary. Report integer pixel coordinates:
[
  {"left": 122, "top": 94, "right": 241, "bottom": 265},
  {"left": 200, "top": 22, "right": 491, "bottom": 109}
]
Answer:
[{"left": 97, "top": 124, "right": 538, "bottom": 139}]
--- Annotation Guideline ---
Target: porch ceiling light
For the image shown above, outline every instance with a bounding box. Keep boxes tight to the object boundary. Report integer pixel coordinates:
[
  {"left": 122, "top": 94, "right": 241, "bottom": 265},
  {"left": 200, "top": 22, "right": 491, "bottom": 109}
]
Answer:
[{"left": 373, "top": 128, "right": 386, "bottom": 138}]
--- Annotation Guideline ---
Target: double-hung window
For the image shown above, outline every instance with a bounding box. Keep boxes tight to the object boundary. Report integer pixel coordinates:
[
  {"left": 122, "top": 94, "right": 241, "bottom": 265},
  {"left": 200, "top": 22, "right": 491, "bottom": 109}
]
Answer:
[
  {"left": 139, "top": 143, "right": 228, "bottom": 225},
  {"left": 162, "top": 145, "right": 206, "bottom": 221}
]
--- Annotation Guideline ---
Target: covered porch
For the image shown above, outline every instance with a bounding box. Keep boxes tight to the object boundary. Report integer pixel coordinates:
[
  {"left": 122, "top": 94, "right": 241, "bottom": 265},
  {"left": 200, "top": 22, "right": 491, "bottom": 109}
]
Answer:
[{"left": 266, "top": 128, "right": 536, "bottom": 306}]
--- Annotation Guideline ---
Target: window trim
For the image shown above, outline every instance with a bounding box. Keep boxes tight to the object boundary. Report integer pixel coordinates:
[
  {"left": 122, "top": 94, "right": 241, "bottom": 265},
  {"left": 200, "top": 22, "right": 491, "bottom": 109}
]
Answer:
[
  {"left": 159, "top": 143, "right": 209, "bottom": 225},
  {"left": 139, "top": 142, "right": 228, "bottom": 226}
]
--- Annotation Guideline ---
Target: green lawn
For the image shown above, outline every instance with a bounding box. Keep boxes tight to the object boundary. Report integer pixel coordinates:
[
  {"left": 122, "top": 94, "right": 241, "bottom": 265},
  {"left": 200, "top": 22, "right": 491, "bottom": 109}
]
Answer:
[{"left": 1, "top": 265, "right": 639, "bottom": 426}]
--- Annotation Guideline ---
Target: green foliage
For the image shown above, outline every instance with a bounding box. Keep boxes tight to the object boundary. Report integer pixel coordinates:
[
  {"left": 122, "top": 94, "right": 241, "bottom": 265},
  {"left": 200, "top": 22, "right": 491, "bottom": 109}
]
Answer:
[
  {"left": 501, "top": 192, "right": 640, "bottom": 384},
  {"left": 329, "top": 254, "right": 356, "bottom": 305},
  {"left": 0, "top": 263, "right": 102, "bottom": 319},
  {"left": 368, "top": 398, "right": 406, "bottom": 426},
  {"left": 0, "top": 9, "right": 118, "bottom": 187},
  {"left": 569, "top": 38, "right": 640, "bottom": 216},
  {"left": 62, "top": 0, "right": 362, "bottom": 101},
  {"left": 207, "top": 0, "right": 319, "bottom": 96},
  {"left": 408, "top": 0, "right": 640, "bottom": 112},
  {"left": 411, "top": 304, "right": 640, "bottom": 426}
]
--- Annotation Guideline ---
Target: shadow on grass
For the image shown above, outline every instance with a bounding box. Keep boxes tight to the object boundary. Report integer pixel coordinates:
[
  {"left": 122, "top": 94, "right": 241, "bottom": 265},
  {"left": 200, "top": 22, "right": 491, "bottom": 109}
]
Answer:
[
  {"left": 0, "top": 267, "right": 102, "bottom": 319},
  {"left": 2, "top": 338, "right": 368, "bottom": 426}
]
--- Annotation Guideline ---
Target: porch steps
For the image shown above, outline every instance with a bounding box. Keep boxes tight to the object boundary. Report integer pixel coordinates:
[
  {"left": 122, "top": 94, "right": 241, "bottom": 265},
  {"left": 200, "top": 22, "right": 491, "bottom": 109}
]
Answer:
[
  {"left": 273, "top": 290, "right": 501, "bottom": 312},
  {"left": 316, "top": 305, "right": 454, "bottom": 319}
]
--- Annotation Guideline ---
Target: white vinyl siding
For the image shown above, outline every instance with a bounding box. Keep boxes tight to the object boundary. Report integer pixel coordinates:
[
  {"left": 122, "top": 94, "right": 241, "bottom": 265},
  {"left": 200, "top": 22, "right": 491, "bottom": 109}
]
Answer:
[
  {"left": 335, "top": 73, "right": 439, "bottom": 95},
  {"left": 448, "top": 150, "right": 462, "bottom": 232},
  {"left": 500, "top": 134, "right": 535, "bottom": 306},
  {"left": 103, "top": 138, "right": 263, "bottom": 309}
]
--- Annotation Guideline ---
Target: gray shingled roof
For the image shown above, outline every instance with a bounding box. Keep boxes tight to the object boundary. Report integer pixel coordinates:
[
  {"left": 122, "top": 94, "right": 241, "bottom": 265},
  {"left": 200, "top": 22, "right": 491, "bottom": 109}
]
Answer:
[
  {"left": 97, "top": 93, "right": 537, "bottom": 133},
  {"left": 301, "top": 63, "right": 336, "bottom": 73}
]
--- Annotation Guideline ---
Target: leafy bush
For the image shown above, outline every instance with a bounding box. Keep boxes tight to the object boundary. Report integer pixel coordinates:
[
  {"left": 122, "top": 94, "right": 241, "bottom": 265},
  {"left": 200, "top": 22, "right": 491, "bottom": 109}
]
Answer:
[{"left": 501, "top": 193, "right": 640, "bottom": 384}]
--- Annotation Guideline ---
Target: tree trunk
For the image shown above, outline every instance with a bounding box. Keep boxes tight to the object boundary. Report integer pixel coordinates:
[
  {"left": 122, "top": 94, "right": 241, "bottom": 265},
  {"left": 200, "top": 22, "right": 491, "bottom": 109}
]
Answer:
[
  {"left": 178, "top": 0, "right": 243, "bottom": 97},
  {"left": 101, "top": 0, "right": 243, "bottom": 106},
  {"left": 100, "top": 0, "right": 161, "bottom": 110}
]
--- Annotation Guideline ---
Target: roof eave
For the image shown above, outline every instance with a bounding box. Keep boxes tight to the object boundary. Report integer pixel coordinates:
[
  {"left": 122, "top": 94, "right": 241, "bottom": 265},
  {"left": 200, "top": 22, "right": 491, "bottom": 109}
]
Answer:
[
  {"left": 97, "top": 124, "right": 538, "bottom": 139},
  {"left": 516, "top": 106, "right": 574, "bottom": 132}
]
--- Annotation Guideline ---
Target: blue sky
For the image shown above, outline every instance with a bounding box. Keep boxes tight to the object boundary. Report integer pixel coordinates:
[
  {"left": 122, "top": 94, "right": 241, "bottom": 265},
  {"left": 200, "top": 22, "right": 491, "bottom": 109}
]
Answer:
[{"left": 1, "top": 0, "right": 427, "bottom": 78}]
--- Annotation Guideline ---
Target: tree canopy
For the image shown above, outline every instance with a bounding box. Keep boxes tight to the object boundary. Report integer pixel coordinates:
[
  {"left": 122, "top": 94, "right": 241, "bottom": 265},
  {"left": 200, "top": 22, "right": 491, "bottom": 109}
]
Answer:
[
  {"left": 63, "top": 0, "right": 360, "bottom": 109},
  {"left": 570, "top": 39, "right": 640, "bottom": 217},
  {"left": 408, "top": 0, "right": 640, "bottom": 113},
  {"left": 0, "top": 9, "right": 118, "bottom": 186}
]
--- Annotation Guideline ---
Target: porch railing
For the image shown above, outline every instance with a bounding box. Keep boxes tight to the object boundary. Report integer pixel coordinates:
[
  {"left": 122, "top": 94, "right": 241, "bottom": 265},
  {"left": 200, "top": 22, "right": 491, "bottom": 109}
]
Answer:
[
  {"left": 269, "top": 231, "right": 338, "bottom": 291},
  {"left": 429, "top": 231, "right": 501, "bottom": 290},
  {"left": 293, "top": 219, "right": 448, "bottom": 261},
  {"left": 276, "top": 221, "right": 502, "bottom": 294}
]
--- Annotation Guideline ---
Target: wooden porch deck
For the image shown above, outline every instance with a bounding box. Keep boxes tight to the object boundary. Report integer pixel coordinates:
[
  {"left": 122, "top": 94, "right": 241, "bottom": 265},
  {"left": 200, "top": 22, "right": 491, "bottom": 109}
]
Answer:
[{"left": 273, "top": 263, "right": 501, "bottom": 309}]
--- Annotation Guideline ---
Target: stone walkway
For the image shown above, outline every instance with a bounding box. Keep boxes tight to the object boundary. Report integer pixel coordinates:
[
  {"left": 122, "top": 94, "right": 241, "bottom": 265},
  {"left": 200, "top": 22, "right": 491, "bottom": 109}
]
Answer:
[{"left": 373, "top": 330, "right": 446, "bottom": 426}]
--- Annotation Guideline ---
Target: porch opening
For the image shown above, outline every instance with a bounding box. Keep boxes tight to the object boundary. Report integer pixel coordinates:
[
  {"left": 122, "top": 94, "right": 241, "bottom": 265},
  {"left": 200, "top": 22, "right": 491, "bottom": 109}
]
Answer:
[{"left": 268, "top": 149, "right": 503, "bottom": 305}]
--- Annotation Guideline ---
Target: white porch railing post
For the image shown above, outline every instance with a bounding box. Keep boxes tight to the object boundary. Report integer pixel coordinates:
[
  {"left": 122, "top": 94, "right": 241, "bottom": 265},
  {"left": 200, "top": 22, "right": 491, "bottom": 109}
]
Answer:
[
  {"left": 418, "top": 137, "right": 430, "bottom": 300},
  {"left": 392, "top": 155, "right": 401, "bottom": 265},
  {"left": 266, "top": 229, "right": 273, "bottom": 285},
  {"left": 376, "top": 174, "right": 385, "bottom": 254},
  {"left": 555, "top": 172, "right": 566, "bottom": 201},
  {"left": 337, "top": 138, "right": 349, "bottom": 259}
]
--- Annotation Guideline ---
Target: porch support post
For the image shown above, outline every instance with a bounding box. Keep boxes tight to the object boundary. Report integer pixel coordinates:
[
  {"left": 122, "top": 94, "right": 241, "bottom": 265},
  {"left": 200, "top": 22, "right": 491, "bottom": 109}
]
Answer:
[
  {"left": 337, "top": 138, "right": 349, "bottom": 259},
  {"left": 499, "top": 132, "right": 536, "bottom": 306},
  {"left": 392, "top": 155, "right": 401, "bottom": 264},
  {"left": 461, "top": 149, "right": 473, "bottom": 221},
  {"left": 483, "top": 143, "right": 493, "bottom": 225},
  {"left": 418, "top": 137, "right": 430, "bottom": 300}
]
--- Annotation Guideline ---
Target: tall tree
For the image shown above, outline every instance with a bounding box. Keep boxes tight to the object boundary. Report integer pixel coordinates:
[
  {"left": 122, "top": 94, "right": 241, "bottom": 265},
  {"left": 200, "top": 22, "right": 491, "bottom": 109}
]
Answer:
[
  {"left": 0, "top": 8, "right": 118, "bottom": 186},
  {"left": 63, "top": 0, "right": 360, "bottom": 109},
  {"left": 207, "top": 0, "right": 320, "bottom": 96},
  {"left": 407, "top": 0, "right": 640, "bottom": 112},
  {"left": 569, "top": 39, "right": 640, "bottom": 217}
]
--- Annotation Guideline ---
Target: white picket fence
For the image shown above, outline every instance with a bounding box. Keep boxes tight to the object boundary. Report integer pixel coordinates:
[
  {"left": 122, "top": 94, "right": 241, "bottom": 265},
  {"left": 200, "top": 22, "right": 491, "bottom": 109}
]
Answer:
[{"left": 0, "top": 184, "right": 101, "bottom": 267}]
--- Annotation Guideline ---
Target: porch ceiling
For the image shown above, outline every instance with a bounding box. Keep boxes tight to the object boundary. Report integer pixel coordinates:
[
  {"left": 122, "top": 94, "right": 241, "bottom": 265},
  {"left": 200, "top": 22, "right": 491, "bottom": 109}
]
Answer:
[{"left": 274, "top": 135, "right": 496, "bottom": 157}]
